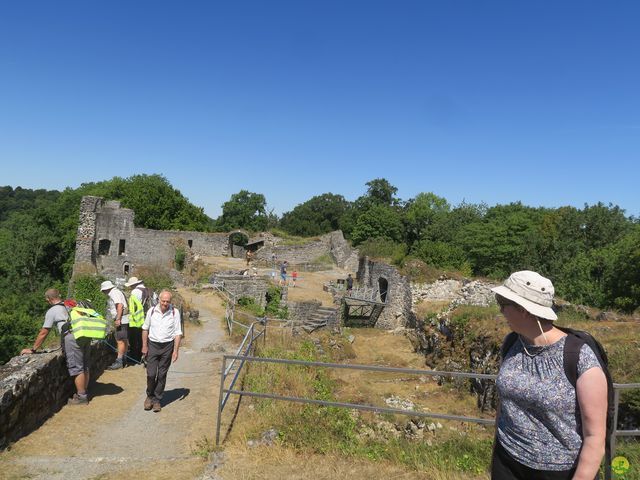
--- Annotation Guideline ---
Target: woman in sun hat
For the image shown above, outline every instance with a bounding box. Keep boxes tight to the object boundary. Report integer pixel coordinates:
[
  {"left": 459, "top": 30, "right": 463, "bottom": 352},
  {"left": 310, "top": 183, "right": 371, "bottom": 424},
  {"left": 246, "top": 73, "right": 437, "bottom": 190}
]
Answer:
[{"left": 491, "top": 271, "right": 607, "bottom": 480}]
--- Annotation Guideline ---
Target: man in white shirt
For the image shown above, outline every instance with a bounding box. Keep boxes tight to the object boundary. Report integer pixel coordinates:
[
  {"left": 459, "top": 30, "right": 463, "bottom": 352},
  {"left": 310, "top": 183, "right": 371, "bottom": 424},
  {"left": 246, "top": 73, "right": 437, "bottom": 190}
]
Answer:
[
  {"left": 141, "top": 290, "right": 182, "bottom": 413},
  {"left": 100, "top": 280, "right": 129, "bottom": 370}
]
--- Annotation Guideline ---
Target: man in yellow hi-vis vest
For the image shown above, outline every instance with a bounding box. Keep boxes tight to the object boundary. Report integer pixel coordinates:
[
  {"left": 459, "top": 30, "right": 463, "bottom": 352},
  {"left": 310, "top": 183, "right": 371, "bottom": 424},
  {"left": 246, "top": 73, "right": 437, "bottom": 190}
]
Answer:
[
  {"left": 125, "top": 276, "right": 148, "bottom": 363},
  {"left": 21, "top": 288, "right": 91, "bottom": 405}
]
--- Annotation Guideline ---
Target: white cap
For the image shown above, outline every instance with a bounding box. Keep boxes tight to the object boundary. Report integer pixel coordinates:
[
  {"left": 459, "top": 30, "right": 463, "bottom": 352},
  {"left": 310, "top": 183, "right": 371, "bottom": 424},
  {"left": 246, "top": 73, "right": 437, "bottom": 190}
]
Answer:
[{"left": 100, "top": 280, "right": 115, "bottom": 292}]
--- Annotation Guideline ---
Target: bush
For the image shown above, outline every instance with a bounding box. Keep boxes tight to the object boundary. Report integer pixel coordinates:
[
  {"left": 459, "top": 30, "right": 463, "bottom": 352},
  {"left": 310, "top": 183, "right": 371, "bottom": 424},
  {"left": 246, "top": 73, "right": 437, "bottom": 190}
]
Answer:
[
  {"left": 70, "top": 274, "right": 107, "bottom": 316},
  {"left": 358, "top": 237, "right": 407, "bottom": 265},
  {"left": 175, "top": 246, "right": 186, "bottom": 271}
]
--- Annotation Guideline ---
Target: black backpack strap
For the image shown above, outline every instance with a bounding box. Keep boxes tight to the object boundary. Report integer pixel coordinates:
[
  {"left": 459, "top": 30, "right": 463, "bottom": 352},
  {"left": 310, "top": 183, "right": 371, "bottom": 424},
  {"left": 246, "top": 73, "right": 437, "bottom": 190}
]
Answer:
[
  {"left": 562, "top": 333, "right": 585, "bottom": 388},
  {"left": 500, "top": 332, "right": 518, "bottom": 360}
]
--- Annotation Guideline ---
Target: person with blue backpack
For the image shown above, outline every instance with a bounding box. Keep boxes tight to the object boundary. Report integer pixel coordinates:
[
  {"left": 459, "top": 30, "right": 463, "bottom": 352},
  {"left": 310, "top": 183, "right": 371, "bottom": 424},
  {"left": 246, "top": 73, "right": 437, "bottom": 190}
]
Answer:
[{"left": 491, "top": 271, "right": 609, "bottom": 480}]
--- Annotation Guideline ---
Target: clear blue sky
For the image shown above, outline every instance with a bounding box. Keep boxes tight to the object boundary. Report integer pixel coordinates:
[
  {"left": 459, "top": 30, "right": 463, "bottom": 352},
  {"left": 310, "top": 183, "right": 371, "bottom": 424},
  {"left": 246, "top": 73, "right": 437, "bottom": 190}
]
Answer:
[{"left": 1, "top": 1, "right": 638, "bottom": 218}]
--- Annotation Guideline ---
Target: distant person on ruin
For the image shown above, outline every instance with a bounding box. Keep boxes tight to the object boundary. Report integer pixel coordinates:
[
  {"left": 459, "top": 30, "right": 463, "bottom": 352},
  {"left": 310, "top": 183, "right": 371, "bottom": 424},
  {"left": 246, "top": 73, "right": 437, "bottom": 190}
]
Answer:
[
  {"left": 101, "top": 280, "right": 129, "bottom": 370},
  {"left": 291, "top": 269, "right": 298, "bottom": 287},
  {"left": 279, "top": 261, "right": 288, "bottom": 286},
  {"left": 125, "top": 276, "right": 148, "bottom": 363},
  {"left": 141, "top": 290, "right": 182, "bottom": 413},
  {"left": 245, "top": 249, "right": 253, "bottom": 267},
  {"left": 21, "top": 288, "right": 91, "bottom": 405},
  {"left": 346, "top": 273, "right": 353, "bottom": 293},
  {"left": 491, "top": 271, "right": 607, "bottom": 479}
]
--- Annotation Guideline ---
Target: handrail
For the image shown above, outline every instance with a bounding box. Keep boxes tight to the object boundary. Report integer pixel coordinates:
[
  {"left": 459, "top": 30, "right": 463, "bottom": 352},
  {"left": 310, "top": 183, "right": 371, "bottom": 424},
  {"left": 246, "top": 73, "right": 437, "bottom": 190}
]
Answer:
[{"left": 215, "top": 353, "right": 640, "bottom": 479}]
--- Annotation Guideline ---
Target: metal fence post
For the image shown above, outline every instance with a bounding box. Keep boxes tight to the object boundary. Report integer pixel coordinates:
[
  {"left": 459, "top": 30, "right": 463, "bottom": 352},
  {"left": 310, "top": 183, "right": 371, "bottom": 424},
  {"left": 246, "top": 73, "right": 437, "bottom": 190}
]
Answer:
[
  {"left": 215, "top": 355, "right": 227, "bottom": 446},
  {"left": 605, "top": 388, "right": 621, "bottom": 480}
]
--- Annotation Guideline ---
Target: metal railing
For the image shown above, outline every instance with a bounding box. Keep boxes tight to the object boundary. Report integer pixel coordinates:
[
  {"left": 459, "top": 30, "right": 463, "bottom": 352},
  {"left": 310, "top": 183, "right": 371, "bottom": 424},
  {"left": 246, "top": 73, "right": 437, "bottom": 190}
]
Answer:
[{"left": 215, "top": 353, "right": 640, "bottom": 478}]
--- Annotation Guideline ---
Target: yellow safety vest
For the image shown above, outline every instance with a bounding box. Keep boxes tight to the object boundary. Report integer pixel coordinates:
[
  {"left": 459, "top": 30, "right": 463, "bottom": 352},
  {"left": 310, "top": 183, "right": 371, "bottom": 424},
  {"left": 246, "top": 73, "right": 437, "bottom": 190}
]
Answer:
[
  {"left": 69, "top": 307, "right": 107, "bottom": 340},
  {"left": 128, "top": 294, "right": 145, "bottom": 328}
]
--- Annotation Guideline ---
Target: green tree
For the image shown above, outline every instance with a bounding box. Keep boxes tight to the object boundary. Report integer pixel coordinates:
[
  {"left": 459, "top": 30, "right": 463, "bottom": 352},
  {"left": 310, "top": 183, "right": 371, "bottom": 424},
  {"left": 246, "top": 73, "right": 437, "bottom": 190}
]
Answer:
[
  {"left": 363, "top": 178, "right": 399, "bottom": 206},
  {"left": 218, "top": 190, "right": 269, "bottom": 231},
  {"left": 404, "top": 192, "right": 451, "bottom": 245},
  {"left": 279, "top": 193, "right": 350, "bottom": 236},
  {"left": 351, "top": 204, "right": 404, "bottom": 246},
  {"left": 459, "top": 203, "right": 542, "bottom": 278}
]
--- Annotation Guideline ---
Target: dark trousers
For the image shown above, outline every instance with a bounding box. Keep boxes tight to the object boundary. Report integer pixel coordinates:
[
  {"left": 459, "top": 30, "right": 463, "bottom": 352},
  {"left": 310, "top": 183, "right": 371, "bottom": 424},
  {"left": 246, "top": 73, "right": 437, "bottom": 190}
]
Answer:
[
  {"left": 492, "top": 441, "right": 578, "bottom": 480},
  {"left": 146, "top": 340, "right": 174, "bottom": 403},
  {"left": 128, "top": 326, "right": 142, "bottom": 362}
]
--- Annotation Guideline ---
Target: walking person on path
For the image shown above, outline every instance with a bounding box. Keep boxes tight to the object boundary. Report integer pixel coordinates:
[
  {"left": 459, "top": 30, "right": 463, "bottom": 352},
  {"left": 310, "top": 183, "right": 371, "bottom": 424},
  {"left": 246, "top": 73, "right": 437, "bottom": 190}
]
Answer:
[
  {"left": 101, "top": 280, "right": 129, "bottom": 370},
  {"left": 21, "top": 288, "right": 92, "bottom": 405},
  {"left": 141, "top": 290, "right": 182, "bottom": 413}
]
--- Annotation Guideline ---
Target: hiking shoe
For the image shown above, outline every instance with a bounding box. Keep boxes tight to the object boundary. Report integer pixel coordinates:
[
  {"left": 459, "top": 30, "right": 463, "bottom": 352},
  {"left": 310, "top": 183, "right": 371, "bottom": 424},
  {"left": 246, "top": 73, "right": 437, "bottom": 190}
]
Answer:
[
  {"left": 68, "top": 394, "right": 88, "bottom": 405},
  {"left": 106, "top": 359, "right": 124, "bottom": 370},
  {"left": 144, "top": 397, "right": 153, "bottom": 411},
  {"left": 152, "top": 402, "right": 162, "bottom": 413}
]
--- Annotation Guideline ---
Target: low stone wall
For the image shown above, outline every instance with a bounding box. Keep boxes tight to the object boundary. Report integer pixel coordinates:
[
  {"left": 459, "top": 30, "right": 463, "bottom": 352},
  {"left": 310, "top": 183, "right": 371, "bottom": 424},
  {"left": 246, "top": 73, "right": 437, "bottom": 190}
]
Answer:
[
  {"left": 0, "top": 338, "right": 115, "bottom": 449},
  {"left": 211, "top": 274, "right": 270, "bottom": 307},
  {"left": 288, "top": 301, "right": 322, "bottom": 322}
]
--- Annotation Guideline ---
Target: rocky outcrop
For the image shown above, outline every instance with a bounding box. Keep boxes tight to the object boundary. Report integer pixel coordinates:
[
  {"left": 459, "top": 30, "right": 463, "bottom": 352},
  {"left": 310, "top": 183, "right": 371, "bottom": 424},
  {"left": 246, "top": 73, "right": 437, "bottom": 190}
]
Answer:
[{"left": 411, "top": 279, "right": 497, "bottom": 307}]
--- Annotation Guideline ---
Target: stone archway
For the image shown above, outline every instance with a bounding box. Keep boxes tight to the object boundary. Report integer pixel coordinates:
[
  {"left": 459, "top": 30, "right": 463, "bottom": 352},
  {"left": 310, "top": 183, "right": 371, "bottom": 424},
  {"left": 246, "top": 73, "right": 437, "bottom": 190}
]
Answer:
[{"left": 228, "top": 231, "right": 249, "bottom": 258}]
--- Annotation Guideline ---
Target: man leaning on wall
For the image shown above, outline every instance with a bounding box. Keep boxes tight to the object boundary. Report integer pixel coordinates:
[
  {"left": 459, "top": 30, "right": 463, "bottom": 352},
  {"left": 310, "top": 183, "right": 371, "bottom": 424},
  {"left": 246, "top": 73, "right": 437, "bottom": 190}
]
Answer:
[{"left": 21, "top": 288, "right": 92, "bottom": 405}]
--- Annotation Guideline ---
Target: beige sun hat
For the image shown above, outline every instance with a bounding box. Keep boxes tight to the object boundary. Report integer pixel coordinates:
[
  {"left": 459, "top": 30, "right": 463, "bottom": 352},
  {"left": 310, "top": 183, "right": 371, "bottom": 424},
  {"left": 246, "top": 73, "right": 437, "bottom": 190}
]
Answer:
[
  {"left": 491, "top": 270, "right": 558, "bottom": 321},
  {"left": 100, "top": 280, "right": 115, "bottom": 292},
  {"left": 124, "top": 276, "right": 143, "bottom": 287}
]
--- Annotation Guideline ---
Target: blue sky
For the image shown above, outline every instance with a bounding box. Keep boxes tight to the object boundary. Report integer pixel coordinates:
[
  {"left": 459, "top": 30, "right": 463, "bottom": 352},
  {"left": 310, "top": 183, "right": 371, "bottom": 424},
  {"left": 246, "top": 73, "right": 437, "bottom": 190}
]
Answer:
[{"left": 1, "top": 1, "right": 638, "bottom": 218}]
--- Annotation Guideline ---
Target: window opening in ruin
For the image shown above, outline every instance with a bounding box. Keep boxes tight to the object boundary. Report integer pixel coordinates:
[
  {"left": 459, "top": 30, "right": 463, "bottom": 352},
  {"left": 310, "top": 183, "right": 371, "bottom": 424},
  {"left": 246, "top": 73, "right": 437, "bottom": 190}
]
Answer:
[
  {"left": 188, "top": 239, "right": 193, "bottom": 248},
  {"left": 98, "top": 239, "right": 111, "bottom": 256},
  {"left": 378, "top": 277, "right": 389, "bottom": 303},
  {"left": 123, "top": 262, "right": 130, "bottom": 275},
  {"left": 119, "top": 239, "right": 126, "bottom": 255}
]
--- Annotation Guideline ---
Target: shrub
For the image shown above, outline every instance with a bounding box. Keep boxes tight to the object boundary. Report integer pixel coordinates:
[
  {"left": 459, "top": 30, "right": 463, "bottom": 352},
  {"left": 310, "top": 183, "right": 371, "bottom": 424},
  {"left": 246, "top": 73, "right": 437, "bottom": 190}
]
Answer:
[{"left": 175, "top": 246, "right": 186, "bottom": 271}]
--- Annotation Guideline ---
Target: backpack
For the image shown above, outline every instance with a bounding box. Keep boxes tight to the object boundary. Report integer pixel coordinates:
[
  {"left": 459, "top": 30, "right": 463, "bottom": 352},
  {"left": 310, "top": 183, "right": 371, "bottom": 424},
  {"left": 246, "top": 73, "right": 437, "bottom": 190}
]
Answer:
[
  {"left": 500, "top": 326, "right": 615, "bottom": 463},
  {"left": 138, "top": 286, "right": 158, "bottom": 311}
]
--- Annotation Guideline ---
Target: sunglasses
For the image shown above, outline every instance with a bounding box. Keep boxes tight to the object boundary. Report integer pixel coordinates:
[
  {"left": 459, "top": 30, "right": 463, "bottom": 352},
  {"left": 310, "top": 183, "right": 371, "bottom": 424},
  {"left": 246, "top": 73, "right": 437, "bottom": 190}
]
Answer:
[{"left": 496, "top": 296, "right": 519, "bottom": 311}]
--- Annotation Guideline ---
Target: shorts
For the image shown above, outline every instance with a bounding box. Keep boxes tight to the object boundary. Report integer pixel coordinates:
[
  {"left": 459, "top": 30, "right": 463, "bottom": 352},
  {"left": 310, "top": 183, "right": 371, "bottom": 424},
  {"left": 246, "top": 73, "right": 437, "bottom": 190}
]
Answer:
[
  {"left": 280, "top": 273, "right": 286, "bottom": 280},
  {"left": 64, "top": 335, "right": 91, "bottom": 376},
  {"left": 115, "top": 324, "right": 129, "bottom": 342}
]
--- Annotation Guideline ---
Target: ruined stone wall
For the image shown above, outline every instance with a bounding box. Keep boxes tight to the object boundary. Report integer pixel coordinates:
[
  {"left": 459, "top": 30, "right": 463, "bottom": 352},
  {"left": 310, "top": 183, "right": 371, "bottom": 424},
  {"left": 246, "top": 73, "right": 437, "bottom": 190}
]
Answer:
[
  {"left": 288, "top": 300, "right": 322, "bottom": 322},
  {"left": 357, "top": 257, "right": 414, "bottom": 329},
  {"left": 253, "top": 231, "right": 359, "bottom": 272},
  {"left": 0, "top": 340, "right": 115, "bottom": 449},
  {"left": 73, "top": 196, "right": 231, "bottom": 278},
  {"left": 73, "top": 196, "right": 358, "bottom": 280},
  {"left": 210, "top": 274, "right": 270, "bottom": 307}
]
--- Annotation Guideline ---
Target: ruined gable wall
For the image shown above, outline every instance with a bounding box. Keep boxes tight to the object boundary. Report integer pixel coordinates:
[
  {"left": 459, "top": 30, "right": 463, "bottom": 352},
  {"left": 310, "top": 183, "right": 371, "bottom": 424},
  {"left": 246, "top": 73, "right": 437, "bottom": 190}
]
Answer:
[{"left": 357, "top": 257, "right": 414, "bottom": 330}]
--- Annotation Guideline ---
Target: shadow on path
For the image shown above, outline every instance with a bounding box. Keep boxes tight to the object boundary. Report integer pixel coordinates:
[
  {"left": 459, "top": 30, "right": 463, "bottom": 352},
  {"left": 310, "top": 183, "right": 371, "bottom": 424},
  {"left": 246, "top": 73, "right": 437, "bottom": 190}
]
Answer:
[
  {"left": 90, "top": 381, "right": 124, "bottom": 398},
  {"left": 162, "top": 388, "right": 190, "bottom": 407}
]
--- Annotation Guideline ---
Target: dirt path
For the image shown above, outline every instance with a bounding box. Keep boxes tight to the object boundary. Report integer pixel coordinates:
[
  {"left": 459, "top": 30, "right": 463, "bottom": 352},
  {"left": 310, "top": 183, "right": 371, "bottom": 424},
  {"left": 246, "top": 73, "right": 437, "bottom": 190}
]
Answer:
[{"left": 0, "top": 289, "right": 229, "bottom": 480}]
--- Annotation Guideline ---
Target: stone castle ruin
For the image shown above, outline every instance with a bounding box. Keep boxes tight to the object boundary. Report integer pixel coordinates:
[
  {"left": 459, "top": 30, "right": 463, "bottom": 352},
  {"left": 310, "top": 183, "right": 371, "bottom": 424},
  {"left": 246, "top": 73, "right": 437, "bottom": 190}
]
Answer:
[{"left": 72, "top": 196, "right": 359, "bottom": 279}]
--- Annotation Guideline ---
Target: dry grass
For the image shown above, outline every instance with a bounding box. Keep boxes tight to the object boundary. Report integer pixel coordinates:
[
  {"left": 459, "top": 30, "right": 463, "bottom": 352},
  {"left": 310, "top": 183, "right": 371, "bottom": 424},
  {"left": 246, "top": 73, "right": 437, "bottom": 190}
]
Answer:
[{"left": 218, "top": 443, "right": 489, "bottom": 480}]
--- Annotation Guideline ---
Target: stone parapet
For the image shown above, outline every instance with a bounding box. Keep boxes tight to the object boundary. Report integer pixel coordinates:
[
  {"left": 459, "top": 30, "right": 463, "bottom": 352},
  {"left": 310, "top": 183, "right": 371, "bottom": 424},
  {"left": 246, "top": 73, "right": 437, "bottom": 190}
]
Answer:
[{"left": 0, "top": 338, "right": 115, "bottom": 449}]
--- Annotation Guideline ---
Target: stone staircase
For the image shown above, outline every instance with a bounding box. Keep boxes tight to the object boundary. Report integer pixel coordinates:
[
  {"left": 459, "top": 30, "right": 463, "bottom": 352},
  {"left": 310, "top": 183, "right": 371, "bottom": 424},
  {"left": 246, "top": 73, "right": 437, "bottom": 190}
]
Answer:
[{"left": 302, "top": 306, "right": 338, "bottom": 333}]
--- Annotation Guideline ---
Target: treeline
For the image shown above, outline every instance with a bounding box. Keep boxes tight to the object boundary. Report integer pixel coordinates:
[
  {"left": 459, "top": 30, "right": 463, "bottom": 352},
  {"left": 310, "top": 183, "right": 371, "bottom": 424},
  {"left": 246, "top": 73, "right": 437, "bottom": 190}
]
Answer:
[
  {"left": 1, "top": 175, "right": 638, "bottom": 364},
  {"left": 275, "top": 179, "right": 640, "bottom": 312}
]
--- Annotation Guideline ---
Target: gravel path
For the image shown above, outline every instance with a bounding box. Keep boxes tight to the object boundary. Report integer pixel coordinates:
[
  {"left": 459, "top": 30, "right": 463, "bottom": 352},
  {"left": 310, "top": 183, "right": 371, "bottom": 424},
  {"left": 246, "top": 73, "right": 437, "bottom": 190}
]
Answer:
[{"left": 1, "top": 290, "right": 229, "bottom": 480}]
